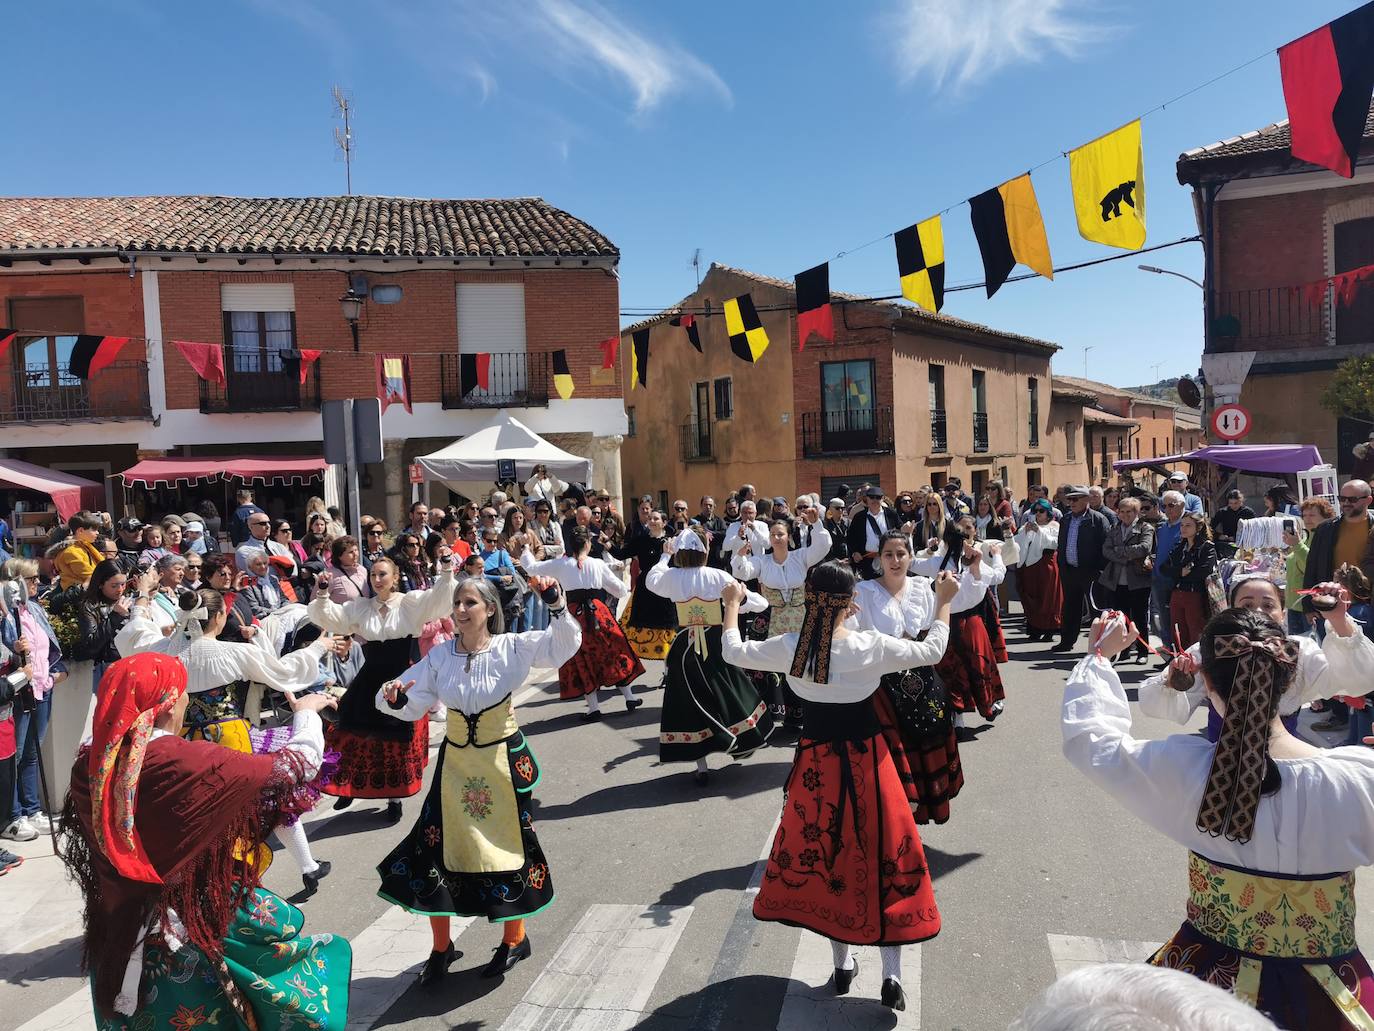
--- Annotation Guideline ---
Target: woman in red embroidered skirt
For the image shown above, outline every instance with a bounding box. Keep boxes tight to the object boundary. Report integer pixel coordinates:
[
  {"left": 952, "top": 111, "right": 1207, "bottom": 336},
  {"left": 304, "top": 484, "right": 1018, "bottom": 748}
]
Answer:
[
  {"left": 520, "top": 527, "right": 645, "bottom": 721},
  {"left": 307, "top": 553, "right": 457, "bottom": 819},
  {"left": 1011, "top": 500, "right": 1063, "bottom": 642},
  {"left": 721, "top": 562, "right": 959, "bottom": 1013}
]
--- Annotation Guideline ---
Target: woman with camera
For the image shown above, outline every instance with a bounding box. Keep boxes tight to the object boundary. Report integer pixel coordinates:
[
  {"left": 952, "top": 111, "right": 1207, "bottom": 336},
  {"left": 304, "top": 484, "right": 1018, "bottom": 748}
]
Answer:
[{"left": 0, "top": 559, "right": 68, "bottom": 842}]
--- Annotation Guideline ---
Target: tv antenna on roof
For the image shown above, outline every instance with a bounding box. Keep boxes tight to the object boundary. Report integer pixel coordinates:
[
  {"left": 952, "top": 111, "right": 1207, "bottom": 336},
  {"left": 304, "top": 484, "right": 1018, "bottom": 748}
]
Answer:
[
  {"left": 691, "top": 248, "right": 702, "bottom": 288},
  {"left": 332, "top": 86, "right": 354, "bottom": 195}
]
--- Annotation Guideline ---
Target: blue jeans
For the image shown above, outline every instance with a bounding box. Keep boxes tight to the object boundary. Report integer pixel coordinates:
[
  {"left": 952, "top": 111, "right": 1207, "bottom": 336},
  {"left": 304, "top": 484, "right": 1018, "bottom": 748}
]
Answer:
[
  {"left": 1150, "top": 579, "right": 1175, "bottom": 651},
  {"left": 13, "top": 693, "right": 53, "bottom": 818},
  {"left": 524, "top": 591, "right": 550, "bottom": 632}
]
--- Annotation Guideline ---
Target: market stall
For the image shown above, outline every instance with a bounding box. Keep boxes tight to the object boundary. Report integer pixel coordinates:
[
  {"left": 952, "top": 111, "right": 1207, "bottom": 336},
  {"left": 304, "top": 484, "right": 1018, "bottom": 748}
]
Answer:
[
  {"left": 116, "top": 456, "right": 330, "bottom": 536},
  {"left": 416, "top": 410, "right": 592, "bottom": 499},
  {"left": 0, "top": 460, "right": 105, "bottom": 557}
]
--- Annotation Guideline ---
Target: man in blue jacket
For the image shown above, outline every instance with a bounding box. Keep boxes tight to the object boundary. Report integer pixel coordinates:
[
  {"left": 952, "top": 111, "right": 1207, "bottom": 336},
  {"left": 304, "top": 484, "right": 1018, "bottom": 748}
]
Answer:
[{"left": 1150, "top": 491, "right": 1186, "bottom": 656}]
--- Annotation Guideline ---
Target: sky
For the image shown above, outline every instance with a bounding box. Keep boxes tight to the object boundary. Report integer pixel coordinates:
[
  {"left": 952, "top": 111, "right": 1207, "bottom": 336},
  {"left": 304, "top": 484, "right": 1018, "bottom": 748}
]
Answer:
[{"left": 6, "top": 0, "right": 1356, "bottom": 388}]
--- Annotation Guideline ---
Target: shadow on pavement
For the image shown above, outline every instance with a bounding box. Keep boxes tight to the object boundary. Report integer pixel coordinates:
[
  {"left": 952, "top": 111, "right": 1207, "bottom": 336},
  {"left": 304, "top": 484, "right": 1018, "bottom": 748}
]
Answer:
[
  {"left": 535, "top": 755, "right": 790, "bottom": 822},
  {"left": 368, "top": 953, "right": 507, "bottom": 1030},
  {"left": 0, "top": 934, "right": 83, "bottom": 986}
]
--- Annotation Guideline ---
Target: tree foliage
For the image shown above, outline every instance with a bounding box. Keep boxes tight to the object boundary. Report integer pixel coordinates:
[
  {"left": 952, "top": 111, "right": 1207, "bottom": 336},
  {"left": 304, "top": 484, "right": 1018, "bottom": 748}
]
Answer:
[{"left": 1322, "top": 355, "right": 1374, "bottom": 420}]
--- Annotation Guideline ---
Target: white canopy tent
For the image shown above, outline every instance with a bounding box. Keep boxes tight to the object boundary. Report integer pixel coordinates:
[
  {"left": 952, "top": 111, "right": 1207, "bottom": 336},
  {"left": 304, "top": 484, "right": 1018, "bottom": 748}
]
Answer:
[{"left": 416, "top": 410, "right": 593, "bottom": 499}]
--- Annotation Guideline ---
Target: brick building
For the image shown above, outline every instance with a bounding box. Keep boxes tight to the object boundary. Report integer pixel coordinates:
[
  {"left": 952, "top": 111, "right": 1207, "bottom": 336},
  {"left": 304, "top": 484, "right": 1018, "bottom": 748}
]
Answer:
[
  {"left": 1177, "top": 105, "right": 1374, "bottom": 475},
  {"left": 1049, "top": 375, "right": 1183, "bottom": 487},
  {"left": 618, "top": 264, "right": 1059, "bottom": 507},
  {"left": 0, "top": 195, "right": 626, "bottom": 522}
]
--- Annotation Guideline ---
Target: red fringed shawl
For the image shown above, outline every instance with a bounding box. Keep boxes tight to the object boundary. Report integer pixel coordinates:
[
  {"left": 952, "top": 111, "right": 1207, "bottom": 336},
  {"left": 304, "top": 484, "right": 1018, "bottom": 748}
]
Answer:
[{"left": 61, "top": 735, "right": 317, "bottom": 1016}]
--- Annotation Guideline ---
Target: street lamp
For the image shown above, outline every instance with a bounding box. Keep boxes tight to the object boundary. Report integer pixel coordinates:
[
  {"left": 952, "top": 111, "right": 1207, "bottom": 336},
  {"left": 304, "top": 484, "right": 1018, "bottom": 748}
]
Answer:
[
  {"left": 1138, "top": 264, "right": 1204, "bottom": 290},
  {"left": 340, "top": 289, "right": 365, "bottom": 351}
]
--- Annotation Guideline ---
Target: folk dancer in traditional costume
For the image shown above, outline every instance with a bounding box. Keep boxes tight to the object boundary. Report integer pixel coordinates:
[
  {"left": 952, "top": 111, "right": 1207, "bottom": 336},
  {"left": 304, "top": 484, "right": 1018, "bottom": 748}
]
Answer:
[
  {"left": 852, "top": 530, "right": 962, "bottom": 825},
  {"left": 613, "top": 508, "right": 678, "bottom": 661},
  {"left": 58, "top": 653, "right": 350, "bottom": 1031},
  {"left": 1064, "top": 597, "right": 1374, "bottom": 1029},
  {"left": 1139, "top": 575, "right": 1367, "bottom": 743},
  {"left": 721, "top": 563, "right": 959, "bottom": 1011},
  {"left": 118, "top": 589, "right": 338, "bottom": 892},
  {"left": 646, "top": 527, "right": 775, "bottom": 785},
  {"left": 308, "top": 553, "right": 457, "bottom": 820},
  {"left": 1012, "top": 499, "right": 1063, "bottom": 643},
  {"left": 913, "top": 519, "right": 1008, "bottom": 736},
  {"left": 520, "top": 526, "right": 644, "bottom": 721},
  {"left": 730, "top": 510, "right": 831, "bottom": 730},
  {"left": 375, "top": 577, "right": 580, "bottom": 986}
]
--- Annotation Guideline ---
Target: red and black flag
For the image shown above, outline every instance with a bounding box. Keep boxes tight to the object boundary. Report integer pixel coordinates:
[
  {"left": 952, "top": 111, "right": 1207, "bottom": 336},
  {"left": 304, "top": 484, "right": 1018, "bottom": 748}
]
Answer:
[
  {"left": 279, "top": 348, "right": 322, "bottom": 385},
  {"left": 794, "top": 263, "right": 834, "bottom": 349},
  {"left": 630, "top": 328, "right": 650, "bottom": 389},
  {"left": 69, "top": 334, "right": 131, "bottom": 380},
  {"left": 669, "top": 313, "right": 702, "bottom": 352},
  {"left": 1280, "top": 1, "right": 1374, "bottom": 178},
  {"left": 458, "top": 352, "right": 492, "bottom": 396},
  {"left": 0, "top": 328, "right": 15, "bottom": 361}
]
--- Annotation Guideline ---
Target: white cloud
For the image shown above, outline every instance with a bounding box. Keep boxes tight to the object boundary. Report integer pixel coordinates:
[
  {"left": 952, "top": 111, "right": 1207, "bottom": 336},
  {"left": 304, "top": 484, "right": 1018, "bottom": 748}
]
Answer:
[
  {"left": 466, "top": 62, "right": 497, "bottom": 104},
  {"left": 532, "top": 0, "right": 732, "bottom": 114},
  {"left": 888, "top": 0, "right": 1114, "bottom": 91}
]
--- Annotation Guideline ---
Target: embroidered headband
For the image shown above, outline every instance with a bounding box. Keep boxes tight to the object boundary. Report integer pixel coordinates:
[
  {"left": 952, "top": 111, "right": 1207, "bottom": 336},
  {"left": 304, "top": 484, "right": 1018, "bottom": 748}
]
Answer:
[
  {"left": 1195, "top": 633, "right": 1300, "bottom": 844},
  {"left": 788, "top": 585, "right": 852, "bottom": 684}
]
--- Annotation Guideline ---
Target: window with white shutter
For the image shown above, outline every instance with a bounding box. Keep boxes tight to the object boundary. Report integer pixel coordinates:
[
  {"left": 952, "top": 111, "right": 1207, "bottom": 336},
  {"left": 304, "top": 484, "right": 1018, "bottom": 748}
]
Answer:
[{"left": 457, "top": 283, "right": 528, "bottom": 398}]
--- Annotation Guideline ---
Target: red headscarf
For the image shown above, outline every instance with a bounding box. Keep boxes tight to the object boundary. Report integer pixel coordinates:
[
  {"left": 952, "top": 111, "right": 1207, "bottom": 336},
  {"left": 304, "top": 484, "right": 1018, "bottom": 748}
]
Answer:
[{"left": 87, "top": 653, "right": 188, "bottom": 884}]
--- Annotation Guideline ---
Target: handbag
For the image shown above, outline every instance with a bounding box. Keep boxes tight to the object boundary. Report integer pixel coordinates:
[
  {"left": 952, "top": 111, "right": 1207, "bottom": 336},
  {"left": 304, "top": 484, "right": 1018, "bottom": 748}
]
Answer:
[{"left": 1204, "top": 572, "right": 1227, "bottom": 618}]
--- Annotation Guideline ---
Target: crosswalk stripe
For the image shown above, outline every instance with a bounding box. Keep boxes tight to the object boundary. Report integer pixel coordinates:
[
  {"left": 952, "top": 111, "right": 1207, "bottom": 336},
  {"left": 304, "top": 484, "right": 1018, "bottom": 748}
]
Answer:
[
  {"left": 778, "top": 932, "right": 920, "bottom": 1029},
  {"left": 13, "top": 983, "right": 94, "bottom": 1031},
  {"left": 497, "top": 903, "right": 694, "bottom": 1031},
  {"left": 1045, "top": 933, "right": 1163, "bottom": 979},
  {"left": 346, "top": 908, "right": 475, "bottom": 1031}
]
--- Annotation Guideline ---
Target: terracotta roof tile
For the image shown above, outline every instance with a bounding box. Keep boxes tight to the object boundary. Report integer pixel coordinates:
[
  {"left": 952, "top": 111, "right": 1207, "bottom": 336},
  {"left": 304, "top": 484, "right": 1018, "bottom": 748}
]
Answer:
[
  {"left": 0, "top": 195, "right": 618, "bottom": 259},
  {"left": 1177, "top": 102, "right": 1374, "bottom": 178}
]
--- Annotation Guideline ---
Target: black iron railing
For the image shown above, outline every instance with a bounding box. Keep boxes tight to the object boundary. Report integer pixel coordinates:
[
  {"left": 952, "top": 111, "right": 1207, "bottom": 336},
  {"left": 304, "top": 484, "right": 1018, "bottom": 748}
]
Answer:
[
  {"left": 200, "top": 351, "right": 321, "bottom": 413},
  {"left": 801, "top": 406, "right": 894, "bottom": 457},
  {"left": 931, "top": 409, "right": 948, "bottom": 453},
  {"left": 1211, "top": 286, "right": 1331, "bottom": 350},
  {"left": 441, "top": 351, "right": 550, "bottom": 408},
  {"left": 680, "top": 419, "right": 713, "bottom": 461},
  {"left": 973, "top": 411, "right": 989, "bottom": 453},
  {"left": 4, "top": 361, "right": 151, "bottom": 421}
]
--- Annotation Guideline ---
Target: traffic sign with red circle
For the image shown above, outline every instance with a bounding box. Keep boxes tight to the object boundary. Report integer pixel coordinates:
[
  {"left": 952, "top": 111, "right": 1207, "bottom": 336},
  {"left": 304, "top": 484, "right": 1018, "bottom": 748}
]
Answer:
[{"left": 1210, "top": 403, "right": 1251, "bottom": 441}]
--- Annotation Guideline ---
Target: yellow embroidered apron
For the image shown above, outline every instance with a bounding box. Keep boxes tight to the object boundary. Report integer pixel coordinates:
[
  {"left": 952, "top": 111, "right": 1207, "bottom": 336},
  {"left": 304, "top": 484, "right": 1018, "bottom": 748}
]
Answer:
[
  {"left": 440, "top": 697, "right": 529, "bottom": 874},
  {"left": 1157, "top": 852, "right": 1373, "bottom": 1028},
  {"left": 675, "top": 598, "right": 722, "bottom": 659}
]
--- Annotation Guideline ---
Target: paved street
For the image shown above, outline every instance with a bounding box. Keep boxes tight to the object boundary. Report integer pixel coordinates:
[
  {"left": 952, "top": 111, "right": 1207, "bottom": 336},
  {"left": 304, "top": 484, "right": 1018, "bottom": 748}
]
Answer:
[{"left": 5, "top": 605, "right": 1369, "bottom": 1031}]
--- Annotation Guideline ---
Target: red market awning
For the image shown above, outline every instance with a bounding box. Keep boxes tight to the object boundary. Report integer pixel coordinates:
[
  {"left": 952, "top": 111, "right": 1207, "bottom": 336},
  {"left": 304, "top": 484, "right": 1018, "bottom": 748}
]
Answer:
[
  {"left": 119, "top": 456, "right": 328, "bottom": 488},
  {"left": 0, "top": 459, "right": 104, "bottom": 521}
]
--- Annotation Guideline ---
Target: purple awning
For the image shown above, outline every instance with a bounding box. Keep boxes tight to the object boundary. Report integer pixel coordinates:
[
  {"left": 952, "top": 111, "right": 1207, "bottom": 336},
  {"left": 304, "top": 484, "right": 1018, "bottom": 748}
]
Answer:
[{"left": 1114, "top": 444, "right": 1324, "bottom": 476}]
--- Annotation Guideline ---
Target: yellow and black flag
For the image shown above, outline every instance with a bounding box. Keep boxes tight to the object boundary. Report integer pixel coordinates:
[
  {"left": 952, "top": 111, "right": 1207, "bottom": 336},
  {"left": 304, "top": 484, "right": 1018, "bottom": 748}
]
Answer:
[
  {"left": 1069, "top": 120, "right": 1145, "bottom": 250},
  {"left": 552, "top": 349, "right": 574, "bottom": 399},
  {"left": 968, "top": 174, "right": 1054, "bottom": 298},
  {"left": 723, "top": 293, "right": 769, "bottom": 363},
  {"left": 630, "top": 328, "right": 650, "bottom": 389},
  {"left": 894, "top": 216, "right": 945, "bottom": 313}
]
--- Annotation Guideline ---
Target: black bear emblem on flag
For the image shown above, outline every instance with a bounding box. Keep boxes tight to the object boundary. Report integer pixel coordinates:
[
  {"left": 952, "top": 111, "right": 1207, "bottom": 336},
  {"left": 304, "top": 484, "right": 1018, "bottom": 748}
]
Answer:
[{"left": 1099, "top": 181, "right": 1137, "bottom": 221}]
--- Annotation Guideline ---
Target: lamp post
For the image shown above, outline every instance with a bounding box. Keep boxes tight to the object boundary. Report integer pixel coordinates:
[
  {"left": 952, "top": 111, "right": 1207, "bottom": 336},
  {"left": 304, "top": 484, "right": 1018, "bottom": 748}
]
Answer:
[
  {"left": 340, "top": 289, "right": 365, "bottom": 351},
  {"left": 1138, "top": 264, "right": 1204, "bottom": 290}
]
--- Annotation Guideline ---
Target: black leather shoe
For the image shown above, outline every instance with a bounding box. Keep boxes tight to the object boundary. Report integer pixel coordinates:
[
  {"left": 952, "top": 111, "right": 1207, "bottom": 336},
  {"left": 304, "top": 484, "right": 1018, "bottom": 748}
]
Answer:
[
  {"left": 881, "top": 977, "right": 906, "bottom": 1011},
  {"left": 419, "top": 943, "right": 461, "bottom": 987},
  {"left": 482, "top": 934, "right": 532, "bottom": 978},
  {"left": 581, "top": 710, "right": 603, "bottom": 722},
  {"left": 1049, "top": 643, "right": 1074, "bottom": 653},
  {"left": 833, "top": 957, "right": 857, "bottom": 996},
  {"left": 302, "top": 860, "right": 331, "bottom": 897},
  {"left": 693, "top": 769, "right": 709, "bottom": 786},
  {"left": 386, "top": 800, "right": 403, "bottom": 823},
  {"left": 332, "top": 797, "right": 354, "bottom": 811},
  {"left": 624, "top": 696, "right": 643, "bottom": 712}
]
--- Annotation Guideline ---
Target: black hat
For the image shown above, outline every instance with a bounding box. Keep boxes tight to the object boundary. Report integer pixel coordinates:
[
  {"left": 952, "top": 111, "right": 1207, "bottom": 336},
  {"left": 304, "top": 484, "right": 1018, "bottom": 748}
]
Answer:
[
  {"left": 864, "top": 486, "right": 885, "bottom": 498},
  {"left": 117, "top": 517, "right": 145, "bottom": 532}
]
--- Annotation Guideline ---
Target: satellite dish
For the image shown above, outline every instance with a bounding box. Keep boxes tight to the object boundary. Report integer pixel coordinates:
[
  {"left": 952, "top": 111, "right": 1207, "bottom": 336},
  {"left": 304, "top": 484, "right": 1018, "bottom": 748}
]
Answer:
[{"left": 1177, "top": 376, "right": 1202, "bottom": 408}]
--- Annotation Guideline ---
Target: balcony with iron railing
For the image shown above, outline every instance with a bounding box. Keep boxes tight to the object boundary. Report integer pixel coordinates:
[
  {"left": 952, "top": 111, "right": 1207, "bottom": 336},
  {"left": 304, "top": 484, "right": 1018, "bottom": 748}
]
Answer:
[
  {"left": 2, "top": 361, "right": 151, "bottom": 422},
  {"left": 200, "top": 352, "right": 321, "bottom": 414},
  {"left": 680, "top": 418, "right": 713, "bottom": 462},
  {"left": 930, "top": 409, "right": 948, "bottom": 453},
  {"left": 973, "top": 411, "right": 989, "bottom": 453},
  {"left": 801, "top": 406, "right": 894, "bottom": 458},
  {"left": 441, "top": 351, "right": 550, "bottom": 409},
  {"left": 1208, "top": 283, "right": 1374, "bottom": 352}
]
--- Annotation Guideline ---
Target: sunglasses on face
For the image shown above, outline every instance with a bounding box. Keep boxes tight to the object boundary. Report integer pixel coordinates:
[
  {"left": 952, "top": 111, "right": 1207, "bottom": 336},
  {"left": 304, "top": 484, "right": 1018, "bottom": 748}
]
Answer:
[
  {"left": 250, "top": 521, "right": 269, "bottom": 528},
  {"left": 186, "top": 563, "right": 203, "bottom": 570},
  {"left": 368, "top": 529, "right": 385, "bottom": 536}
]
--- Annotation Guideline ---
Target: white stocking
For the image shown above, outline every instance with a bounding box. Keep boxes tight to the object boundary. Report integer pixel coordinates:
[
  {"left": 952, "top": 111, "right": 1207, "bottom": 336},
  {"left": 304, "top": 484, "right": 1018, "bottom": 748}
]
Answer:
[
  {"left": 952, "top": 711, "right": 966, "bottom": 729},
  {"left": 695, "top": 757, "right": 708, "bottom": 774},
  {"left": 830, "top": 938, "right": 855, "bottom": 971},
  {"left": 280, "top": 820, "right": 318, "bottom": 875},
  {"left": 618, "top": 682, "right": 636, "bottom": 701},
  {"left": 585, "top": 692, "right": 602, "bottom": 714},
  {"left": 880, "top": 945, "right": 902, "bottom": 983}
]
